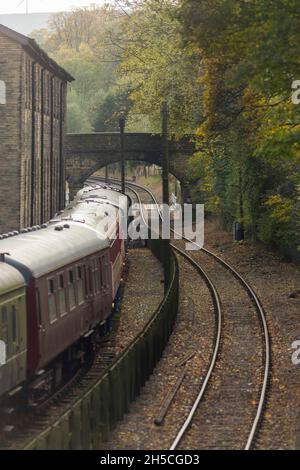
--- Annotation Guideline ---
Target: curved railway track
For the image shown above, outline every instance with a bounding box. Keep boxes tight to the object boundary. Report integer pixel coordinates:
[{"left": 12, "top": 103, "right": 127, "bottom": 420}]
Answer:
[
  {"left": 87, "top": 175, "right": 271, "bottom": 450},
  {"left": 1, "top": 319, "right": 118, "bottom": 449},
  {"left": 1, "top": 183, "right": 176, "bottom": 450}
]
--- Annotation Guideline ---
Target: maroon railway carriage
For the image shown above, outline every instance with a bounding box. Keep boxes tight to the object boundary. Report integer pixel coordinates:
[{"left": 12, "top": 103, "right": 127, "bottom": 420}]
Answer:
[{"left": 0, "top": 223, "right": 113, "bottom": 388}]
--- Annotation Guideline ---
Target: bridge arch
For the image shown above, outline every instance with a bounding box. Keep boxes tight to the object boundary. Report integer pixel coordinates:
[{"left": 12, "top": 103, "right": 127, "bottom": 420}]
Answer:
[{"left": 65, "top": 132, "right": 195, "bottom": 200}]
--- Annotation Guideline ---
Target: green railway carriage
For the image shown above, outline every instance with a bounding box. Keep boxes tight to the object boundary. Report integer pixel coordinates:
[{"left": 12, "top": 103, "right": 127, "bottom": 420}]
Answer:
[{"left": 0, "top": 262, "right": 26, "bottom": 399}]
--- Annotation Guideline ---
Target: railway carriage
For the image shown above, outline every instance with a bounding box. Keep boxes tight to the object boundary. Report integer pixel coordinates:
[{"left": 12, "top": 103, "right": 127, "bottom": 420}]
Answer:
[
  {"left": 0, "top": 263, "right": 26, "bottom": 399},
  {"left": 55, "top": 184, "right": 129, "bottom": 299},
  {"left": 0, "top": 185, "right": 129, "bottom": 403},
  {"left": 0, "top": 225, "right": 112, "bottom": 397}
]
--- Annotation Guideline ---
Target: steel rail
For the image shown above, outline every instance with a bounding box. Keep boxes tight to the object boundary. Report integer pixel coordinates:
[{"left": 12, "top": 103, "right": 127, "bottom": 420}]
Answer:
[
  {"left": 87, "top": 176, "right": 270, "bottom": 450},
  {"left": 87, "top": 177, "right": 224, "bottom": 445},
  {"left": 118, "top": 178, "right": 270, "bottom": 450},
  {"left": 121, "top": 182, "right": 223, "bottom": 449}
]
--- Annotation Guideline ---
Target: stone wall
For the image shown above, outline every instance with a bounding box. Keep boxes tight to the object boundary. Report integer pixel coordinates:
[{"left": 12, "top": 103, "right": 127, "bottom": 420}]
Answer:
[
  {"left": 0, "top": 31, "right": 22, "bottom": 232},
  {"left": 20, "top": 58, "right": 66, "bottom": 228},
  {"left": 0, "top": 32, "right": 68, "bottom": 233}
]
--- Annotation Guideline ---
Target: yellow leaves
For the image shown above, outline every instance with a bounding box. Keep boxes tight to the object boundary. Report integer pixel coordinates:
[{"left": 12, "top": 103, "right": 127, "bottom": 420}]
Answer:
[
  {"left": 113, "top": 0, "right": 203, "bottom": 135},
  {"left": 264, "top": 195, "right": 282, "bottom": 206},
  {"left": 208, "top": 195, "right": 220, "bottom": 212},
  {"left": 263, "top": 195, "right": 293, "bottom": 224},
  {"left": 196, "top": 128, "right": 206, "bottom": 139}
]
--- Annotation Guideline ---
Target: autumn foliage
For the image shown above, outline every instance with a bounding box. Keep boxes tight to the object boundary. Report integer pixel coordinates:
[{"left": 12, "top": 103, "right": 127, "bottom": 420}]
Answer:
[{"left": 32, "top": 1, "right": 300, "bottom": 258}]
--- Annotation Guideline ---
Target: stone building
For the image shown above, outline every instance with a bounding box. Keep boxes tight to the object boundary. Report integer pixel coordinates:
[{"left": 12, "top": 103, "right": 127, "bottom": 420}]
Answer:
[{"left": 0, "top": 24, "right": 74, "bottom": 233}]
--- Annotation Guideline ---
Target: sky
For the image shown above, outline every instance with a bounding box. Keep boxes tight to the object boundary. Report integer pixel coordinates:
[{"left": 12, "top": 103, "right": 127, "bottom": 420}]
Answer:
[{"left": 0, "top": 0, "right": 109, "bottom": 15}]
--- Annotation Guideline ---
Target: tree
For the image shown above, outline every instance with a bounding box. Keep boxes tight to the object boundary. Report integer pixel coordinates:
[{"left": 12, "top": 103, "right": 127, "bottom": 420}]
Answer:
[
  {"left": 180, "top": 0, "right": 300, "bottom": 253},
  {"left": 31, "top": 4, "right": 127, "bottom": 133},
  {"left": 109, "top": 0, "right": 203, "bottom": 136},
  {"left": 67, "top": 89, "right": 93, "bottom": 133},
  {"left": 93, "top": 88, "right": 131, "bottom": 132}
]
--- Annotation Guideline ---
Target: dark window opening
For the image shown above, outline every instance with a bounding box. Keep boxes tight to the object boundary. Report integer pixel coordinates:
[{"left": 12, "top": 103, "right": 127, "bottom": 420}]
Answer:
[
  {"left": 48, "top": 279, "right": 55, "bottom": 294},
  {"left": 77, "top": 265, "right": 84, "bottom": 304},
  {"left": 36, "top": 289, "right": 42, "bottom": 326},
  {"left": 58, "top": 273, "right": 67, "bottom": 315},
  {"left": 68, "top": 269, "right": 76, "bottom": 310}
]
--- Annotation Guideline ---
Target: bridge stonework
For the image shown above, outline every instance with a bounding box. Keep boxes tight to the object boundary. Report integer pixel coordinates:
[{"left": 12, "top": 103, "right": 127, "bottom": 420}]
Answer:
[{"left": 65, "top": 133, "right": 195, "bottom": 200}]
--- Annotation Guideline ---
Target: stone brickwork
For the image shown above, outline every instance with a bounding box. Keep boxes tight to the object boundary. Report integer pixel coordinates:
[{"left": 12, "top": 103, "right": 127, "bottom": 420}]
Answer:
[
  {"left": 0, "top": 25, "right": 73, "bottom": 233},
  {"left": 65, "top": 133, "right": 195, "bottom": 200},
  {"left": 0, "top": 31, "right": 22, "bottom": 231}
]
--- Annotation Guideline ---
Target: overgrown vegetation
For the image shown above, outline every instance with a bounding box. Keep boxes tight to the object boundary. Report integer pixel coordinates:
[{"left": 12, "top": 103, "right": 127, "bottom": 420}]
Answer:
[
  {"left": 31, "top": 4, "right": 129, "bottom": 133},
  {"left": 180, "top": 0, "right": 300, "bottom": 256},
  {"left": 32, "top": 0, "right": 300, "bottom": 258}
]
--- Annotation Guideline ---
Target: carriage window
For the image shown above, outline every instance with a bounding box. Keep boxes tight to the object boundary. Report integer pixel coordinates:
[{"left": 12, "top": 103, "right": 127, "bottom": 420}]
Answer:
[
  {"left": 102, "top": 256, "right": 108, "bottom": 288},
  {"left": 1, "top": 306, "right": 8, "bottom": 348},
  {"left": 77, "top": 266, "right": 84, "bottom": 304},
  {"left": 88, "top": 266, "right": 93, "bottom": 295},
  {"left": 36, "top": 289, "right": 42, "bottom": 326},
  {"left": 48, "top": 278, "right": 57, "bottom": 323},
  {"left": 68, "top": 269, "right": 76, "bottom": 310},
  {"left": 49, "top": 279, "right": 54, "bottom": 294},
  {"left": 11, "top": 305, "right": 17, "bottom": 343},
  {"left": 0, "top": 81, "right": 6, "bottom": 105},
  {"left": 58, "top": 274, "right": 67, "bottom": 315},
  {"left": 92, "top": 260, "right": 97, "bottom": 293},
  {"left": 99, "top": 258, "right": 104, "bottom": 288},
  {"left": 94, "top": 259, "right": 100, "bottom": 293}
]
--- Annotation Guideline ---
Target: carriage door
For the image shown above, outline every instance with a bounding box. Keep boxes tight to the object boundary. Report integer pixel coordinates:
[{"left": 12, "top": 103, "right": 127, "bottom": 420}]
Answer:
[
  {"left": 82, "top": 263, "right": 93, "bottom": 329},
  {"left": 37, "top": 286, "right": 47, "bottom": 360}
]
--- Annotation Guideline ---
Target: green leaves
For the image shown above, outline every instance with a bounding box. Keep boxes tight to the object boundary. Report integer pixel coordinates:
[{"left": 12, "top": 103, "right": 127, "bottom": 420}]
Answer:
[
  {"left": 31, "top": 5, "right": 126, "bottom": 133},
  {"left": 181, "top": 0, "right": 300, "bottom": 254},
  {"left": 112, "top": 0, "right": 203, "bottom": 137}
]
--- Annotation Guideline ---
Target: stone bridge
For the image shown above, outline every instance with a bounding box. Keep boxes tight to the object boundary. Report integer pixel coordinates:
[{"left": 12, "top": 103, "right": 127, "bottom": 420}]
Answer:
[{"left": 65, "top": 133, "right": 195, "bottom": 199}]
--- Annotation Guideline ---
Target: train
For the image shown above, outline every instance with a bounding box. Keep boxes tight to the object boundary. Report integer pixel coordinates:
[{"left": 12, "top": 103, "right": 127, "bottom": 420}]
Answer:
[{"left": 0, "top": 184, "right": 129, "bottom": 408}]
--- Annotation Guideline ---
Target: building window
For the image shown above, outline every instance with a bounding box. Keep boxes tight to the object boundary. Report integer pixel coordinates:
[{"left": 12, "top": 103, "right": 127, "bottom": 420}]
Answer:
[{"left": 0, "top": 80, "right": 6, "bottom": 104}]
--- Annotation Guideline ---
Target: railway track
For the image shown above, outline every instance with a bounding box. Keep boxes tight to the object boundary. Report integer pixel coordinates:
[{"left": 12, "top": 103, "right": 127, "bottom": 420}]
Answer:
[
  {"left": 88, "top": 175, "right": 271, "bottom": 450},
  {"left": 1, "top": 183, "right": 173, "bottom": 450},
  {"left": 1, "top": 319, "right": 119, "bottom": 450}
]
